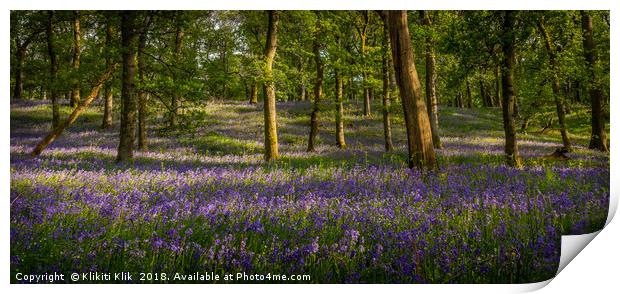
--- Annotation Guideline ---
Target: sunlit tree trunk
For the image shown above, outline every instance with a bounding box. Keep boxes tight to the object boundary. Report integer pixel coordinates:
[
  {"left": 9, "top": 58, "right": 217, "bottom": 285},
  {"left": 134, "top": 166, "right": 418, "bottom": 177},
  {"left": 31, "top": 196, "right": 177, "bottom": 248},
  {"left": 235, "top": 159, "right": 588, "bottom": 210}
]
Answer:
[
  {"left": 70, "top": 11, "right": 81, "bottom": 108},
  {"left": 581, "top": 11, "right": 608, "bottom": 152},
  {"left": 249, "top": 81, "right": 258, "bottom": 104},
  {"left": 45, "top": 11, "right": 60, "bottom": 129},
  {"left": 420, "top": 11, "right": 442, "bottom": 149},
  {"left": 31, "top": 64, "right": 117, "bottom": 156},
  {"left": 170, "top": 14, "right": 184, "bottom": 127},
  {"left": 335, "top": 66, "right": 346, "bottom": 149},
  {"left": 495, "top": 65, "right": 502, "bottom": 108},
  {"left": 537, "top": 18, "right": 572, "bottom": 151},
  {"left": 263, "top": 10, "right": 280, "bottom": 161},
  {"left": 465, "top": 78, "right": 473, "bottom": 108},
  {"left": 381, "top": 20, "right": 394, "bottom": 152},
  {"left": 387, "top": 10, "right": 437, "bottom": 170},
  {"left": 102, "top": 22, "right": 114, "bottom": 129},
  {"left": 500, "top": 11, "right": 522, "bottom": 168},
  {"left": 117, "top": 11, "right": 138, "bottom": 162}
]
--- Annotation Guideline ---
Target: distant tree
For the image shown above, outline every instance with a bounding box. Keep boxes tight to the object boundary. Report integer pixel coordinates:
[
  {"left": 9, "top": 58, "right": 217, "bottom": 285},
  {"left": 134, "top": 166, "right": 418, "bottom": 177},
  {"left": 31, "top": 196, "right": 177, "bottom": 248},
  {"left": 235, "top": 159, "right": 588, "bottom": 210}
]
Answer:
[
  {"left": 101, "top": 15, "right": 115, "bottom": 130},
  {"left": 537, "top": 16, "right": 572, "bottom": 151},
  {"left": 380, "top": 15, "right": 394, "bottom": 152},
  {"left": 420, "top": 10, "right": 442, "bottom": 149},
  {"left": 263, "top": 10, "right": 280, "bottom": 161},
  {"left": 137, "top": 14, "right": 153, "bottom": 151},
  {"left": 581, "top": 11, "right": 608, "bottom": 152},
  {"left": 386, "top": 10, "right": 437, "bottom": 170},
  {"left": 45, "top": 11, "right": 60, "bottom": 129},
  {"left": 307, "top": 14, "right": 323, "bottom": 152},
  {"left": 70, "top": 11, "right": 81, "bottom": 108}
]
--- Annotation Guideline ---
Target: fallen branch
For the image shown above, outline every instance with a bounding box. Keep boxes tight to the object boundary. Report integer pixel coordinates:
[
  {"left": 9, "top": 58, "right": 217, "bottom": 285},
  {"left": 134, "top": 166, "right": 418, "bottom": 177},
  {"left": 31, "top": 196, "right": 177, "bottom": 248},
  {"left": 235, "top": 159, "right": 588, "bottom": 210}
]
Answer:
[{"left": 31, "top": 63, "right": 118, "bottom": 156}]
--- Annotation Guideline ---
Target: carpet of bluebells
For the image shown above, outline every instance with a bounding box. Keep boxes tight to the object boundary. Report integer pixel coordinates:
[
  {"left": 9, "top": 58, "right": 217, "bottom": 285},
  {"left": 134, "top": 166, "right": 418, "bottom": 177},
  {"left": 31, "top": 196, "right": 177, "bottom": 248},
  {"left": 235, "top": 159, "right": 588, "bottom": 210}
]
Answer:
[{"left": 10, "top": 100, "right": 609, "bottom": 283}]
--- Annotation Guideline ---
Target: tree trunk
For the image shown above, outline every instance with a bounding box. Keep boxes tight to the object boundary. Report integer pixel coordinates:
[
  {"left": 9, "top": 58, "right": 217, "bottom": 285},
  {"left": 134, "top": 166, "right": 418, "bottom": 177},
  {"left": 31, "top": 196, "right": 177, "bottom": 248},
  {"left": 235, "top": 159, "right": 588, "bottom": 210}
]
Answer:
[
  {"left": 421, "top": 11, "right": 442, "bottom": 149},
  {"left": 170, "top": 15, "right": 184, "bottom": 127},
  {"left": 538, "top": 19, "right": 572, "bottom": 151},
  {"left": 13, "top": 47, "right": 26, "bottom": 100},
  {"left": 381, "top": 21, "right": 394, "bottom": 152},
  {"left": 263, "top": 11, "right": 280, "bottom": 161},
  {"left": 101, "top": 22, "right": 114, "bottom": 129},
  {"left": 31, "top": 64, "right": 118, "bottom": 156},
  {"left": 116, "top": 11, "right": 138, "bottom": 163},
  {"left": 249, "top": 81, "right": 258, "bottom": 104},
  {"left": 307, "top": 17, "right": 323, "bottom": 152},
  {"left": 581, "top": 11, "right": 608, "bottom": 152},
  {"left": 137, "top": 17, "right": 150, "bottom": 151},
  {"left": 465, "top": 78, "right": 473, "bottom": 108},
  {"left": 500, "top": 11, "right": 522, "bottom": 168},
  {"left": 495, "top": 65, "right": 502, "bottom": 108},
  {"left": 45, "top": 11, "right": 60, "bottom": 129},
  {"left": 70, "top": 11, "right": 81, "bottom": 108},
  {"left": 387, "top": 11, "right": 437, "bottom": 170},
  {"left": 360, "top": 12, "right": 371, "bottom": 117}
]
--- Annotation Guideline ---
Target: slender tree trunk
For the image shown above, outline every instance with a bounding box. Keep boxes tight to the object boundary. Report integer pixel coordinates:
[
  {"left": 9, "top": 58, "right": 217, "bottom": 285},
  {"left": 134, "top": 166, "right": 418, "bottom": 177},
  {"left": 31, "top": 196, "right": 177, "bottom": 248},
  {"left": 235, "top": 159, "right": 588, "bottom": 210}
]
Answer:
[
  {"left": 137, "top": 17, "right": 150, "bottom": 151},
  {"left": 387, "top": 11, "right": 437, "bottom": 170},
  {"left": 249, "top": 81, "right": 258, "bottom": 104},
  {"left": 465, "top": 78, "right": 473, "bottom": 108},
  {"left": 117, "top": 11, "right": 138, "bottom": 162},
  {"left": 500, "top": 11, "right": 522, "bottom": 168},
  {"left": 335, "top": 68, "right": 346, "bottom": 149},
  {"left": 538, "top": 19, "right": 572, "bottom": 150},
  {"left": 70, "top": 11, "right": 81, "bottom": 108},
  {"left": 421, "top": 11, "right": 442, "bottom": 149},
  {"left": 360, "top": 12, "right": 371, "bottom": 117},
  {"left": 13, "top": 47, "right": 26, "bottom": 100},
  {"left": 102, "top": 22, "right": 114, "bottom": 129},
  {"left": 307, "top": 17, "right": 323, "bottom": 152},
  {"left": 263, "top": 11, "right": 280, "bottom": 161},
  {"left": 46, "top": 11, "right": 60, "bottom": 129},
  {"left": 381, "top": 21, "right": 394, "bottom": 152},
  {"left": 495, "top": 65, "right": 502, "bottom": 108},
  {"left": 581, "top": 11, "right": 608, "bottom": 152},
  {"left": 170, "top": 15, "right": 184, "bottom": 127},
  {"left": 31, "top": 64, "right": 117, "bottom": 156}
]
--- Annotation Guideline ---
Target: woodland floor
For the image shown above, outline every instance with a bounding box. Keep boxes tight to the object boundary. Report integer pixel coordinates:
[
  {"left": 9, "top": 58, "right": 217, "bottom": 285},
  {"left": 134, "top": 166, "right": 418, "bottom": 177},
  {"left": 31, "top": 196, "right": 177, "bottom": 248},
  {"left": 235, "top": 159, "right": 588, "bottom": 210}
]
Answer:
[{"left": 10, "top": 98, "right": 609, "bottom": 283}]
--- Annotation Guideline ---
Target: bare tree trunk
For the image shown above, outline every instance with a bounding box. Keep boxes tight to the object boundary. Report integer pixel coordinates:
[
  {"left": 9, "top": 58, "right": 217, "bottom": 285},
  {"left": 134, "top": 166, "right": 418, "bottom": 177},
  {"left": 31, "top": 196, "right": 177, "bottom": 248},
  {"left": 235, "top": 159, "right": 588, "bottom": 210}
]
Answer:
[
  {"left": 360, "top": 12, "right": 371, "bottom": 117},
  {"left": 102, "top": 22, "right": 114, "bottom": 129},
  {"left": 581, "top": 11, "right": 608, "bottom": 152},
  {"left": 495, "top": 65, "right": 502, "bottom": 108},
  {"left": 117, "top": 11, "right": 138, "bottom": 163},
  {"left": 381, "top": 20, "right": 394, "bottom": 152},
  {"left": 420, "top": 11, "right": 442, "bottom": 149},
  {"left": 263, "top": 11, "right": 280, "bottom": 161},
  {"left": 307, "top": 17, "right": 323, "bottom": 152},
  {"left": 45, "top": 11, "right": 60, "bottom": 129},
  {"left": 387, "top": 10, "right": 437, "bottom": 170},
  {"left": 466, "top": 78, "right": 473, "bottom": 108},
  {"left": 70, "top": 11, "right": 81, "bottom": 108},
  {"left": 538, "top": 19, "right": 572, "bottom": 151},
  {"left": 249, "top": 81, "right": 258, "bottom": 104},
  {"left": 31, "top": 64, "right": 118, "bottom": 156},
  {"left": 170, "top": 14, "right": 184, "bottom": 127},
  {"left": 137, "top": 16, "right": 151, "bottom": 151},
  {"left": 335, "top": 68, "right": 346, "bottom": 149},
  {"left": 500, "top": 11, "right": 522, "bottom": 168},
  {"left": 13, "top": 47, "right": 26, "bottom": 100}
]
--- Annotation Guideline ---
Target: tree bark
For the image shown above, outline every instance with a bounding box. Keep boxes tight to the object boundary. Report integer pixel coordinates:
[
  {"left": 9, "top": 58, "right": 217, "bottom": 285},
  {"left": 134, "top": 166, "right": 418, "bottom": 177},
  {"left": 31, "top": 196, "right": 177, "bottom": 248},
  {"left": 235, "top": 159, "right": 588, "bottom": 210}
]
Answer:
[
  {"left": 307, "top": 17, "right": 323, "bottom": 152},
  {"left": 335, "top": 68, "right": 346, "bottom": 149},
  {"left": 500, "top": 11, "right": 522, "bottom": 168},
  {"left": 102, "top": 21, "right": 114, "bottom": 129},
  {"left": 387, "top": 10, "right": 437, "bottom": 170},
  {"left": 263, "top": 10, "right": 280, "bottom": 161},
  {"left": 421, "top": 11, "right": 442, "bottom": 149},
  {"left": 70, "top": 11, "right": 81, "bottom": 108},
  {"left": 31, "top": 64, "right": 118, "bottom": 156},
  {"left": 360, "top": 11, "right": 371, "bottom": 117},
  {"left": 45, "top": 11, "right": 60, "bottom": 129},
  {"left": 381, "top": 20, "right": 394, "bottom": 152},
  {"left": 249, "top": 81, "right": 258, "bottom": 104},
  {"left": 537, "top": 19, "right": 572, "bottom": 151},
  {"left": 495, "top": 65, "right": 502, "bottom": 108},
  {"left": 170, "top": 14, "right": 184, "bottom": 127},
  {"left": 465, "top": 78, "right": 473, "bottom": 108},
  {"left": 13, "top": 47, "right": 26, "bottom": 100},
  {"left": 137, "top": 15, "right": 151, "bottom": 151},
  {"left": 116, "top": 11, "right": 138, "bottom": 163},
  {"left": 581, "top": 11, "right": 608, "bottom": 152}
]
